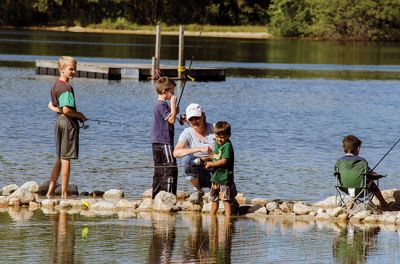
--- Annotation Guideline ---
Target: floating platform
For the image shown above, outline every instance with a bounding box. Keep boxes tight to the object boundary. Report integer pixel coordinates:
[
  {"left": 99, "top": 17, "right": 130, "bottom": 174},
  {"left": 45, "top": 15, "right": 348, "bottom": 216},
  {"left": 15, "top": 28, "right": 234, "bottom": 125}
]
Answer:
[{"left": 35, "top": 60, "right": 225, "bottom": 81}]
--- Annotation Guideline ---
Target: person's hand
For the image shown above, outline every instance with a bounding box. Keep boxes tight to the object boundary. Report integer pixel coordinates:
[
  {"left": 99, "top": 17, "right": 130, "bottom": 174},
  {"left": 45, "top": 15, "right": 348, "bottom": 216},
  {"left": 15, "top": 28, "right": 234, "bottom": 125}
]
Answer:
[
  {"left": 207, "top": 147, "right": 213, "bottom": 156},
  {"left": 205, "top": 162, "right": 212, "bottom": 170},
  {"left": 79, "top": 112, "right": 87, "bottom": 122},
  {"left": 200, "top": 146, "right": 211, "bottom": 153},
  {"left": 170, "top": 95, "right": 177, "bottom": 106}
]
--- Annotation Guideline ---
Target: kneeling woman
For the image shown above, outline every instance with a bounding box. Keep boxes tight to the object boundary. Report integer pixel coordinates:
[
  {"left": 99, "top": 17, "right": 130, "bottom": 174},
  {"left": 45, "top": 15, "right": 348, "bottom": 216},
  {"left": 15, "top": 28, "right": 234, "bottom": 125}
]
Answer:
[{"left": 174, "top": 103, "right": 214, "bottom": 204}]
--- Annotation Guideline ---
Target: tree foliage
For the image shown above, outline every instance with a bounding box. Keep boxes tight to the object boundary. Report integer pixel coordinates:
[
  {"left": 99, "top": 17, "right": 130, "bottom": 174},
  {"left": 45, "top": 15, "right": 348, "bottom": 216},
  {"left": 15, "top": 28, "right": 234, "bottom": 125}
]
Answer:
[
  {"left": 0, "top": 0, "right": 399, "bottom": 40},
  {"left": 0, "top": 0, "right": 271, "bottom": 26},
  {"left": 268, "top": 0, "right": 400, "bottom": 40}
]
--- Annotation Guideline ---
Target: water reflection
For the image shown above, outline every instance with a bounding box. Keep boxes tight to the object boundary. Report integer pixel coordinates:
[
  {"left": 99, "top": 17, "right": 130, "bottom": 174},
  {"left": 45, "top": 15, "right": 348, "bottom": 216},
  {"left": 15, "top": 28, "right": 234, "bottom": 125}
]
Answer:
[
  {"left": 332, "top": 224, "right": 380, "bottom": 264},
  {"left": 147, "top": 212, "right": 176, "bottom": 264},
  {"left": 50, "top": 211, "right": 76, "bottom": 264},
  {"left": 209, "top": 216, "right": 234, "bottom": 264}
]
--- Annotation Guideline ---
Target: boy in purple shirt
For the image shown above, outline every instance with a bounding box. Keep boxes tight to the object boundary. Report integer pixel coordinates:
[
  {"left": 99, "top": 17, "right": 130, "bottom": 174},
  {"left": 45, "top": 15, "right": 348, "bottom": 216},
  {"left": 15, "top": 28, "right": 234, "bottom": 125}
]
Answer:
[{"left": 150, "top": 77, "right": 179, "bottom": 198}]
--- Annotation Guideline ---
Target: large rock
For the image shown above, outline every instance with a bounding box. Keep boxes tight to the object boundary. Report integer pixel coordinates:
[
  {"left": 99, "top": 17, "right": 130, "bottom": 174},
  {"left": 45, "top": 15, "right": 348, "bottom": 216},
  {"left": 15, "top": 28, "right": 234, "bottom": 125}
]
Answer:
[
  {"left": 0, "top": 196, "right": 8, "bottom": 207},
  {"left": 181, "top": 201, "right": 202, "bottom": 212},
  {"left": 90, "top": 201, "right": 117, "bottom": 211},
  {"left": 143, "top": 189, "right": 152, "bottom": 198},
  {"left": 55, "top": 184, "right": 79, "bottom": 196},
  {"left": 7, "top": 188, "right": 35, "bottom": 204},
  {"left": 247, "top": 204, "right": 266, "bottom": 214},
  {"left": 266, "top": 202, "right": 279, "bottom": 211},
  {"left": 19, "top": 181, "right": 39, "bottom": 193},
  {"left": 41, "top": 199, "right": 60, "bottom": 208},
  {"left": 235, "top": 193, "right": 246, "bottom": 205},
  {"left": 279, "top": 202, "right": 292, "bottom": 213},
  {"left": 55, "top": 199, "right": 83, "bottom": 209},
  {"left": 251, "top": 198, "right": 268, "bottom": 205},
  {"left": 138, "top": 198, "right": 153, "bottom": 211},
  {"left": 153, "top": 191, "right": 177, "bottom": 212},
  {"left": 314, "top": 196, "right": 337, "bottom": 208},
  {"left": 116, "top": 199, "right": 139, "bottom": 209},
  {"left": 327, "top": 207, "right": 345, "bottom": 217},
  {"left": 2, "top": 184, "right": 19, "bottom": 196},
  {"left": 37, "top": 180, "right": 60, "bottom": 195},
  {"left": 177, "top": 190, "right": 189, "bottom": 200},
  {"left": 103, "top": 189, "right": 124, "bottom": 200},
  {"left": 293, "top": 202, "right": 313, "bottom": 215},
  {"left": 372, "top": 189, "right": 400, "bottom": 210}
]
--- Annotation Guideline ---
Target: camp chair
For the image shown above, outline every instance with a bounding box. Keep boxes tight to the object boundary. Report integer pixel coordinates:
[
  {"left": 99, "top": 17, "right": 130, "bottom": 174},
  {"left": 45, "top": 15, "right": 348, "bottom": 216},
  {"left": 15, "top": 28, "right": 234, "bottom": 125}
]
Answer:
[{"left": 334, "top": 159, "right": 384, "bottom": 211}]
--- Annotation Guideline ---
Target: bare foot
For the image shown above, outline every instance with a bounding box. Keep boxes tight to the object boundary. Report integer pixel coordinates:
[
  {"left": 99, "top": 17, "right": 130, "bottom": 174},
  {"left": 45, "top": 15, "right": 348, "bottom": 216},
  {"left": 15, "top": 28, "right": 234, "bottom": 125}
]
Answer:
[{"left": 46, "top": 193, "right": 54, "bottom": 199}]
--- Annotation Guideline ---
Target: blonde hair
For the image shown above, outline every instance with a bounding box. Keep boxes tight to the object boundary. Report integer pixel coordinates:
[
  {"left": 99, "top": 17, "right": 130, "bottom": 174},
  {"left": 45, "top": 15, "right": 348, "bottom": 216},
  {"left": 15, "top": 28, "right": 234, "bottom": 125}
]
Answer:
[
  {"left": 58, "top": 56, "right": 77, "bottom": 70},
  {"left": 155, "top": 76, "right": 176, "bottom": 94}
]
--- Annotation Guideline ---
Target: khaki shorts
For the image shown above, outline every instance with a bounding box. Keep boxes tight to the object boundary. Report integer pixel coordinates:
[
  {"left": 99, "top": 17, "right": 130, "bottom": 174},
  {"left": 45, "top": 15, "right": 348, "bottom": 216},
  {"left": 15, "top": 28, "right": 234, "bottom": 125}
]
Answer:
[{"left": 55, "top": 115, "right": 79, "bottom": 159}]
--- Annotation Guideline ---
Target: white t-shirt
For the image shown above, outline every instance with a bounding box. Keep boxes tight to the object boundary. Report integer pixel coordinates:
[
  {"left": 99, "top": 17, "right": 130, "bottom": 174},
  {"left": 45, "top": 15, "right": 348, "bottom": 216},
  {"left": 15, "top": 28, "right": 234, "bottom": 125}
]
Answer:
[{"left": 177, "top": 122, "right": 215, "bottom": 157}]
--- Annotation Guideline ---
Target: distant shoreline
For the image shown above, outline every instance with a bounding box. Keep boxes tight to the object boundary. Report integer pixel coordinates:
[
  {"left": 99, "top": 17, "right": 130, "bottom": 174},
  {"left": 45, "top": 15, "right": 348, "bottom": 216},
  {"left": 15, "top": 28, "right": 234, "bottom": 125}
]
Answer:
[{"left": 1, "top": 25, "right": 274, "bottom": 40}]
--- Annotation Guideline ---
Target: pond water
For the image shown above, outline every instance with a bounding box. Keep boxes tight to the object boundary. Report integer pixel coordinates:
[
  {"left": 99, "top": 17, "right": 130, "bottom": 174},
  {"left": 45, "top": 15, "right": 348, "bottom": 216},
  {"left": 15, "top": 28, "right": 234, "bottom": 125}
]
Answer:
[
  {"left": 1, "top": 29, "right": 400, "bottom": 262},
  {"left": 1, "top": 208, "right": 400, "bottom": 263}
]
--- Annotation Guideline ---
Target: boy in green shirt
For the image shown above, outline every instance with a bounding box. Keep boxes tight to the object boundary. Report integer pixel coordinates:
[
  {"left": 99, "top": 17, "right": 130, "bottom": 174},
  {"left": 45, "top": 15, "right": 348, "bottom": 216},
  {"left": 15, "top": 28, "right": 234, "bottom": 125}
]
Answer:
[
  {"left": 205, "top": 121, "right": 237, "bottom": 218},
  {"left": 46, "top": 56, "right": 86, "bottom": 199}
]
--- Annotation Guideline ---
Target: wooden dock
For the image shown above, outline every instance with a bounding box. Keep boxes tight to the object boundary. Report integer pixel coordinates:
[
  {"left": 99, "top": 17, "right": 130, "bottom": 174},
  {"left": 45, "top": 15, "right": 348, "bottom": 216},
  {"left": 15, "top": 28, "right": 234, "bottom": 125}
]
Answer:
[{"left": 35, "top": 60, "right": 225, "bottom": 81}]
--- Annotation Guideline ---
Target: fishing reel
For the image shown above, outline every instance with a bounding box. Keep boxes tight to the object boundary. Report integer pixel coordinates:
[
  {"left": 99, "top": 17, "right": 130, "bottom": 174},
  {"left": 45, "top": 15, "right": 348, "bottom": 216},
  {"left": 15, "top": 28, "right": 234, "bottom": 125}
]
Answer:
[
  {"left": 193, "top": 157, "right": 206, "bottom": 166},
  {"left": 178, "top": 114, "right": 187, "bottom": 125},
  {"left": 80, "top": 121, "right": 89, "bottom": 129}
]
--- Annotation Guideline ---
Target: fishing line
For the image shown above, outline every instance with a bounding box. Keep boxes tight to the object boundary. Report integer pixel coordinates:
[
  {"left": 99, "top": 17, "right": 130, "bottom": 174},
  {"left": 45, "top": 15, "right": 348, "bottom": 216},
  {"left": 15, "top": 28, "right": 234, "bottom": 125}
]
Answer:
[
  {"left": 84, "top": 118, "right": 135, "bottom": 128},
  {"left": 370, "top": 136, "right": 400, "bottom": 172},
  {"left": 176, "top": 22, "right": 206, "bottom": 109}
]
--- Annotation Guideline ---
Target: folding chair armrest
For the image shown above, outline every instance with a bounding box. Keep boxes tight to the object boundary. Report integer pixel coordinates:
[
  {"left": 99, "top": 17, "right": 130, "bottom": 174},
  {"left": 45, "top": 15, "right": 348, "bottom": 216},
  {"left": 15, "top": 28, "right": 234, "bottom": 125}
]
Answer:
[{"left": 368, "top": 174, "right": 386, "bottom": 180}]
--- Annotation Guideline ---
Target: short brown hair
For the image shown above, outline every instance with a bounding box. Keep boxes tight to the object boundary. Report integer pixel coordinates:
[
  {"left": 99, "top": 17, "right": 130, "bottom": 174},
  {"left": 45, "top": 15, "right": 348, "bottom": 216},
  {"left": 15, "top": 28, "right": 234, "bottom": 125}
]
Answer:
[
  {"left": 214, "top": 121, "right": 231, "bottom": 137},
  {"left": 155, "top": 76, "right": 176, "bottom": 94},
  {"left": 58, "top": 56, "right": 77, "bottom": 70},
  {"left": 342, "top": 135, "right": 362, "bottom": 154}
]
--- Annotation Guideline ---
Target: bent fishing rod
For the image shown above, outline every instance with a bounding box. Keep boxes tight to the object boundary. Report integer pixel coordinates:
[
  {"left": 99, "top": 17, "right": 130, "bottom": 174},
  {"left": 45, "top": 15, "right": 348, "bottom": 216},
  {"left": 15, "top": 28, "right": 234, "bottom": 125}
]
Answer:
[
  {"left": 370, "top": 136, "right": 400, "bottom": 172},
  {"left": 176, "top": 22, "right": 206, "bottom": 109}
]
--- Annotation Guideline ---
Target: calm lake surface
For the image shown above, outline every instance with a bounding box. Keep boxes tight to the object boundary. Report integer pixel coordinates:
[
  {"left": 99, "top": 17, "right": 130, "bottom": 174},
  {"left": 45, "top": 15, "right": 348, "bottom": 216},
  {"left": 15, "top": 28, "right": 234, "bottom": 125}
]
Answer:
[{"left": 1, "top": 29, "right": 400, "bottom": 263}]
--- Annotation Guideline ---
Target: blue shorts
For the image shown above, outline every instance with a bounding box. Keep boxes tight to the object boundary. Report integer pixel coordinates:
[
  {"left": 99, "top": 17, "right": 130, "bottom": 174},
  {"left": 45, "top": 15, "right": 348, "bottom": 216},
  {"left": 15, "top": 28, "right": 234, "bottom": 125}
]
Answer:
[{"left": 179, "top": 154, "right": 211, "bottom": 188}]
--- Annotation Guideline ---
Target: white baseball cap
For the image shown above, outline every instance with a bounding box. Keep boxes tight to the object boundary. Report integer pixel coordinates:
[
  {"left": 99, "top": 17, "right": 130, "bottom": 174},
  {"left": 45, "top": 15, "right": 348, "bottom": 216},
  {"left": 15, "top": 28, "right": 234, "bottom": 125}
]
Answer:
[{"left": 186, "top": 103, "right": 203, "bottom": 120}]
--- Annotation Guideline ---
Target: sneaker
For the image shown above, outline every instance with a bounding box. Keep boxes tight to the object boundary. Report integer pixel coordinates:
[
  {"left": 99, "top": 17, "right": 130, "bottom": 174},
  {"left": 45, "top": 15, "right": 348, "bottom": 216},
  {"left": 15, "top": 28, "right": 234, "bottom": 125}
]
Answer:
[{"left": 188, "top": 188, "right": 204, "bottom": 204}]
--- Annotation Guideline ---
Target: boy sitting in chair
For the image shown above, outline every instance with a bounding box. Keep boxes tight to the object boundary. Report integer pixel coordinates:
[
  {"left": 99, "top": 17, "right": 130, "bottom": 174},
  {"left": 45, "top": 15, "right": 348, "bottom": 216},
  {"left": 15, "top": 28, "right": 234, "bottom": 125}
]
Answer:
[{"left": 335, "top": 135, "right": 389, "bottom": 211}]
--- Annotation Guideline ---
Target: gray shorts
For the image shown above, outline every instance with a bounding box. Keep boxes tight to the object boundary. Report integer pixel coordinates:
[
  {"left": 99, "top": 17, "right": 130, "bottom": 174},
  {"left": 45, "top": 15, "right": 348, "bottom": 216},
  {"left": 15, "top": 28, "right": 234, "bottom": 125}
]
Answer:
[{"left": 55, "top": 115, "right": 79, "bottom": 159}]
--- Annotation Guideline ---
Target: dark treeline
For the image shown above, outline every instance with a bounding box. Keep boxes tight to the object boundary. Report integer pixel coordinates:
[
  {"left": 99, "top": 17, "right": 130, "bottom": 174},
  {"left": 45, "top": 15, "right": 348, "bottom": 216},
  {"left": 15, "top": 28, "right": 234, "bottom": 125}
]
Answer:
[
  {"left": 0, "top": 0, "right": 270, "bottom": 26},
  {"left": 1, "top": 0, "right": 399, "bottom": 40}
]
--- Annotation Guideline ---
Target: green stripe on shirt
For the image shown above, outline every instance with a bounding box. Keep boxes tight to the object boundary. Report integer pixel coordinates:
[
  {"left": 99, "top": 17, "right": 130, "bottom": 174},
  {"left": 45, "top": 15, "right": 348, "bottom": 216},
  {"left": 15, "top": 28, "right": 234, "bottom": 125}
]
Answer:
[{"left": 58, "top": 91, "right": 75, "bottom": 108}]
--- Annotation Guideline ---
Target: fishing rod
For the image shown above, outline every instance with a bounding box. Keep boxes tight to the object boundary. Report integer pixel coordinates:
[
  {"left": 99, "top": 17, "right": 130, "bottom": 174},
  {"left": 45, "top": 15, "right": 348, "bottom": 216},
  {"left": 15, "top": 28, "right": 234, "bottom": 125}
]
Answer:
[
  {"left": 81, "top": 118, "right": 135, "bottom": 128},
  {"left": 370, "top": 136, "right": 400, "bottom": 172},
  {"left": 176, "top": 22, "right": 206, "bottom": 109}
]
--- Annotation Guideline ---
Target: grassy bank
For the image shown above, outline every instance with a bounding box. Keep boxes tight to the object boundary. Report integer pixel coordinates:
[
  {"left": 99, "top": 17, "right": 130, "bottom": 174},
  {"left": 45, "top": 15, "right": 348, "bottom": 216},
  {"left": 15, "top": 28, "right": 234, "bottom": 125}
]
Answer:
[{"left": 1, "top": 23, "right": 273, "bottom": 39}]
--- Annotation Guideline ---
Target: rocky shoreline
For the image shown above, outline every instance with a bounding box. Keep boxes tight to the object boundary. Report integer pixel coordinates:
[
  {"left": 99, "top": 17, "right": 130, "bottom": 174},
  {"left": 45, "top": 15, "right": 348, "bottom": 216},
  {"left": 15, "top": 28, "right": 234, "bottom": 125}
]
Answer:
[{"left": 2, "top": 181, "right": 400, "bottom": 226}]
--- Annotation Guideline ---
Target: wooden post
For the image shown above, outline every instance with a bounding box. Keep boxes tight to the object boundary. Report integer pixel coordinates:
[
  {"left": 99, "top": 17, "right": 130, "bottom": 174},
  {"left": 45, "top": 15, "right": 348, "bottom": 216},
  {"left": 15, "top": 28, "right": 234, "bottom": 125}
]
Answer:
[
  {"left": 152, "top": 25, "right": 161, "bottom": 79},
  {"left": 178, "top": 25, "right": 185, "bottom": 80}
]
